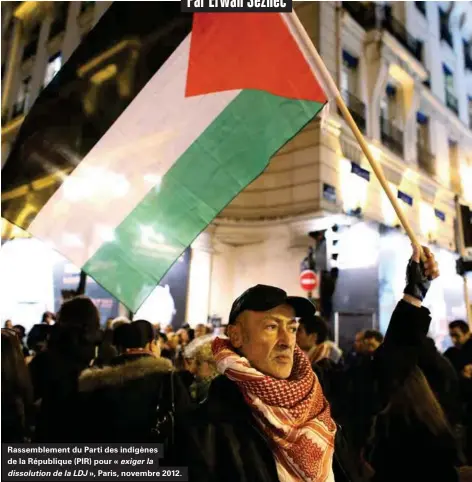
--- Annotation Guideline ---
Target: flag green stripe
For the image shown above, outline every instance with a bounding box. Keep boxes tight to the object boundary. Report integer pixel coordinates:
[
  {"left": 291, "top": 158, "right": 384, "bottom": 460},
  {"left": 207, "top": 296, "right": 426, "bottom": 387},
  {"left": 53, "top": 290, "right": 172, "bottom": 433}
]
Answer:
[{"left": 82, "top": 90, "right": 324, "bottom": 311}]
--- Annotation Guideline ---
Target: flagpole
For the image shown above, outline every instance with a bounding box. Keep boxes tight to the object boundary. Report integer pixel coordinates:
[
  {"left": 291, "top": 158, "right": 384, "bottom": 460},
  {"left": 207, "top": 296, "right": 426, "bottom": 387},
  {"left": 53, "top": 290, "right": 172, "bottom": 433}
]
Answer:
[{"left": 287, "top": 11, "right": 425, "bottom": 260}]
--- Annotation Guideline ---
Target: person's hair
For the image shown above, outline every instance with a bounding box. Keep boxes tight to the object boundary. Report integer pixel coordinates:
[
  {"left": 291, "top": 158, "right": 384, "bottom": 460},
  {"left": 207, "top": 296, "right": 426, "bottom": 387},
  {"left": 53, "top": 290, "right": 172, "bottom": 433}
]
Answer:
[
  {"left": 382, "top": 365, "right": 451, "bottom": 437},
  {"left": 41, "top": 311, "right": 55, "bottom": 324},
  {"left": 299, "top": 315, "right": 329, "bottom": 344},
  {"left": 364, "top": 330, "right": 384, "bottom": 344},
  {"left": 49, "top": 297, "right": 101, "bottom": 365},
  {"left": 112, "top": 323, "right": 130, "bottom": 351},
  {"left": 448, "top": 320, "right": 469, "bottom": 334},
  {"left": 13, "top": 325, "right": 26, "bottom": 339},
  {"left": 57, "top": 296, "right": 100, "bottom": 330},
  {"left": 129, "top": 319, "right": 155, "bottom": 348},
  {"left": 2, "top": 329, "right": 33, "bottom": 438}
]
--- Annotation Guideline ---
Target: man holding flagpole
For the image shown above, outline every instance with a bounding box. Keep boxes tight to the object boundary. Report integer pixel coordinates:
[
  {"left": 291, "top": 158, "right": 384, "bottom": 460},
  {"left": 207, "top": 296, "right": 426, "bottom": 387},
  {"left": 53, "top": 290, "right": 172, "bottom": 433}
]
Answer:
[{"left": 171, "top": 245, "right": 440, "bottom": 482}]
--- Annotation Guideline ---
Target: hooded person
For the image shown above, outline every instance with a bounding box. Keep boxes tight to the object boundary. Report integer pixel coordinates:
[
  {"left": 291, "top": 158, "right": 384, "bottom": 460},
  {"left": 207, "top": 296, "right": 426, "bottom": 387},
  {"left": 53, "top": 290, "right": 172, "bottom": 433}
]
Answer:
[{"left": 71, "top": 319, "right": 192, "bottom": 442}]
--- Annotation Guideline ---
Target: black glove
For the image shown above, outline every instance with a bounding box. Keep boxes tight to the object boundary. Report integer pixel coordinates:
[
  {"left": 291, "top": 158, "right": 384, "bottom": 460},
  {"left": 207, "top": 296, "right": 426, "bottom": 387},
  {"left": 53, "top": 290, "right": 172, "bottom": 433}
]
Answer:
[{"left": 403, "top": 258, "right": 431, "bottom": 302}]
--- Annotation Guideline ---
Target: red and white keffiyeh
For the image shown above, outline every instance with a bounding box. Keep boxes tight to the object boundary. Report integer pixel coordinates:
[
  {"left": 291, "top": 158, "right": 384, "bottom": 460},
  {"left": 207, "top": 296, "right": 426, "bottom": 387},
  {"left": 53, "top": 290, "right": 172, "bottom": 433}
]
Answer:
[{"left": 212, "top": 337, "right": 336, "bottom": 482}]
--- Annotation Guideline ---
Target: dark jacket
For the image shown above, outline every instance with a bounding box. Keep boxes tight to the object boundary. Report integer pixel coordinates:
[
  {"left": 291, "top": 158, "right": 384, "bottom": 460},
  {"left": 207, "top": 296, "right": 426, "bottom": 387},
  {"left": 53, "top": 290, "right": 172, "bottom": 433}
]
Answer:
[
  {"left": 171, "top": 300, "right": 433, "bottom": 482},
  {"left": 172, "top": 374, "right": 362, "bottom": 482},
  {"left": 32, "top": 350, "right": 91, "bottom": 442},
  {"left": 317, "top": 300, "right": 433, "bottom": 458},
  {"left": 71, "top": 354, "right": 192, "bottom": 442}
]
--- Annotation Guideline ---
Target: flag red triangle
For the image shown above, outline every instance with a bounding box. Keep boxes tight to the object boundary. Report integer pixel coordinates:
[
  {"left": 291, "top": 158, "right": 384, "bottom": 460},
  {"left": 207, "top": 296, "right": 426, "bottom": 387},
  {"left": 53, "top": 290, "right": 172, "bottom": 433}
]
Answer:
[{"left": 186, "top": 13, "right": 327, "bottom": 103}]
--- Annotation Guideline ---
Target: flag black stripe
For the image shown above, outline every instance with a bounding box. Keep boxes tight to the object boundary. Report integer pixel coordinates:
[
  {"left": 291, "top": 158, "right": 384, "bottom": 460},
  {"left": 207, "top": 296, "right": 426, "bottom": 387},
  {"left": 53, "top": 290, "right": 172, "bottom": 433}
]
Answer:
[{"left": 2, "top": 2, "right": 193, "bottom": 230}]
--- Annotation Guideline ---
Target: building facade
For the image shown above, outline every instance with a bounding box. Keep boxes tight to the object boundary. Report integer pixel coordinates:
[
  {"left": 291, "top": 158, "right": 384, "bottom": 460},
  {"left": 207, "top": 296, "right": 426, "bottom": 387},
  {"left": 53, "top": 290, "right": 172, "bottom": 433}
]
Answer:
[{"left": 1, "top": 2, "right": 471, "bottom": 347}]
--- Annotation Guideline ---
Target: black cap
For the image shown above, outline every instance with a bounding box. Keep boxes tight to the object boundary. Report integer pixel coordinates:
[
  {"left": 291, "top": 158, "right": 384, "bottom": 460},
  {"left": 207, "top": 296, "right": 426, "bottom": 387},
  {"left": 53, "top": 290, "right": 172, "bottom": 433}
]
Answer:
[{"left": 228, "top": 284, "right": 316, "bottom": 325}]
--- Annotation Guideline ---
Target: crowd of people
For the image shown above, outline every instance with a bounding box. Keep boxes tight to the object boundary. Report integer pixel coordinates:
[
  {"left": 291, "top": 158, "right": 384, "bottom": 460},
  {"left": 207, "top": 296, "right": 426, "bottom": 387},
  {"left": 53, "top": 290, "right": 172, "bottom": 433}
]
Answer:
[{"left": 2, "top": 245, "right": 472, "bottom": 481}]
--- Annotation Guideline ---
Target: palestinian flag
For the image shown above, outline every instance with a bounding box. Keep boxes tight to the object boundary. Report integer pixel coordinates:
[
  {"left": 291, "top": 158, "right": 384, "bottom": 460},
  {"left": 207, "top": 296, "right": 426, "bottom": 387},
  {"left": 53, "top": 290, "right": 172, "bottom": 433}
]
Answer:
[{"left": 1, "top": 4, "right": 327, "bottom": 312}]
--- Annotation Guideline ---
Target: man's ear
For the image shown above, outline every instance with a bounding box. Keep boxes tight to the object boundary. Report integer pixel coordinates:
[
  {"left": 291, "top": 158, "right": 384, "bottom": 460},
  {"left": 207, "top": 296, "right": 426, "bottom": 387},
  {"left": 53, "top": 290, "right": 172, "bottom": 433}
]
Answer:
[{"left": 228, "top": 324, "right": 243, "bottom": 348}]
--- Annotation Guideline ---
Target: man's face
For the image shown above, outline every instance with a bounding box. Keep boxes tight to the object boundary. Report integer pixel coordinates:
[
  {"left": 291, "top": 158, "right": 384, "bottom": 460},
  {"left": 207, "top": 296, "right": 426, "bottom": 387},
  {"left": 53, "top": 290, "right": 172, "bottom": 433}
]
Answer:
[
  {"left": 195, "top": 324, "right": 206, "bottom": 338},
  {"left": 354, "top": 331, "right": 366, "bottom": 353},
  {"left": 363, "top": 336, "right": 381, "bottom": 354},
  {"left": 229, "top": 304, "right": 298, "bottom": 380},
  {"left": 296, "top": 324, "right": 317, "bottom": 351},
  {"left": 449, "top": 327, "right": 468, "bottom": 347}
]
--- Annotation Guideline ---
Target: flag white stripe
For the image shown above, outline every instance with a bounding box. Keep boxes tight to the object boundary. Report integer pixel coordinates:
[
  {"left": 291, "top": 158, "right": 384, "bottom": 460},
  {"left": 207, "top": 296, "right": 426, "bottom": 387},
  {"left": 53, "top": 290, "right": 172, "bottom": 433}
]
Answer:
[{"left": 29, "top": 35, "right": 240, "bottom": 269}]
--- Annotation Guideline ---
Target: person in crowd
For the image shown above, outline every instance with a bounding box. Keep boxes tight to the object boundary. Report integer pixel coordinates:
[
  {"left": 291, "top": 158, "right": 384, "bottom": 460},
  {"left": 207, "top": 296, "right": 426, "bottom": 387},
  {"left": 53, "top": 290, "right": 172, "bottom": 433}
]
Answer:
[
  {"left": 157, "top": 332, "right": 174, "bottom": 360},
  {"left": 296, "top": 313, "right": 331, "bottom": 365},
  {"left": 171, "top": 245, "right": 450, "bottom": 481},
  {"left": 72, "top": 319, "right": 191, "bottom": 442},
  {"left": 344, "top": 329, "right": 367, "bottom": 367},
  {"left": 195, "top": 323, "right": 207, "bottom": 339},
  {"left": 13, "top": 324, "right": 30, "bottom": 358},
  {"left": 366, "top": 364, "right": 463, "bottom": 482},
  {"left": 417, "top": 337, "right": 464, "bottom": 434},
  {"left": 94, "top": 316, "right": 130, "bottom": 367},
  {"left": 31, "top": 296, "right": 101, "bottom": 441},
  {"left": 325, "top": 339, "right": 343, "bottom": 365},
  {"left": 42, "top": 311, "right": 56, "bottom": 325},
  {"left": 461, "top": 364, "right": 472, "bottom": 464},
  {"left": 105, "top": 317, "right": 114, "bottom": 329},
  {"left": 445, "top": 320, "right": 472, "bottom": 375},
  {"left": 26, "top": 312, "right": 56, "bottom": 355},
  {"left": 362, "top": 330, "right": 384, "bottom": 355},
  {"left": 2, "top": 328, "right": 34, "bottom": 442},
  {"left": 191, "top": 340, "right": 219, "bottom": 403},
  {"left": 4, "top": 319, "right": 13, "bottom": 329},
  {"left": 185, "top": 335, "right": 218, "bottom": 403}
]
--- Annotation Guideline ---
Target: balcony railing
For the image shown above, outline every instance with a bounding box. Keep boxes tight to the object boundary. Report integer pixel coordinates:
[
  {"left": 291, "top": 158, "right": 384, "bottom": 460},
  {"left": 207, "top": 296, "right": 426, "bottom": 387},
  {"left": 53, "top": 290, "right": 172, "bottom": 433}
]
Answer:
[
  {"left": 383, "top": 8, "right": 423, "bottom": 62},
  {"left": 339, "top": 91, "right": 366, "bottom": 133},
  {"left": 417, "top": 143, "right": 435, "bottom": 177},
  {"left": 342, "top": 2, "right": 376, "bottom": 30},
  {"left": 380, "top": 116, "right": 403, "bottom": 158},
  {"left": 445, "top": 90, "right": 459, "bottom": 115},
  {"left": 415, "top": 2, "right": 426, "bottom": 15}
]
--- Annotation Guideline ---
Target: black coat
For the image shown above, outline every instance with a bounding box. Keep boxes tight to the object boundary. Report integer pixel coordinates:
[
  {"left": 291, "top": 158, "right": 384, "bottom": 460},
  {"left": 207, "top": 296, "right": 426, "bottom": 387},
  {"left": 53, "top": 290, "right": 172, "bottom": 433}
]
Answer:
[
  {"left": 316, "top": 300, "right": 434, "bottom": 458},
  {"left": 170, "top": 300, "right": 438, "bottom": 482},
  {"left": 71, "top": 354, "right": 192, "bottom": 442},
  {"left": 171, "top": 374, "right": 362, "bottom": 482}
]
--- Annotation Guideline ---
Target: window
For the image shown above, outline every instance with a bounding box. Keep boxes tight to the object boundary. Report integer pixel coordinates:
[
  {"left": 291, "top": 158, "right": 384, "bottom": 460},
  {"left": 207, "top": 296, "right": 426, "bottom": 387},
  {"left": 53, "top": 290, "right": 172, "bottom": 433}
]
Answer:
[
  {"left": 341, "top": 50, "right": 359, "bottom": 95},
  {"left": 80, "top": 1, "right": 95, "bottom": 13},
  {"left": 13, "top": 76, "right": 31, "bottom": 117},
  {"left": 416, "top": 113, "right": 434, "bottom": 175},
  {"left": 381, "top": 84, "right": 398, "bottom": 122},
  {"left": 416, "top": 113, "right": 428, "bottom": 147},
  {"left": 464, "top": 40, "right": 472, "bottom": 72},
  {"left": 44, "top": 53, "right": 62, "bottom": 87},
  {"left": 443, "top": 64, "right": 458, "bottom": 115},
  {"left": 439, "top": 8, "right": 453, "bottom": 47},
  {"left": 415, "top": 2, "right": 426, "bottom": 16},
  {"left": 22, "top": 25, "right": 40, "bottom": 62}
]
